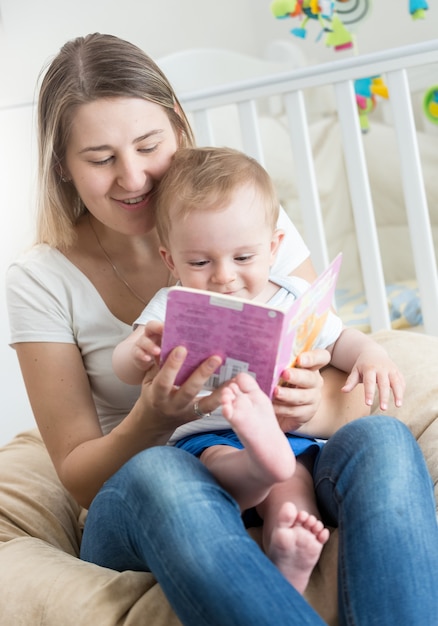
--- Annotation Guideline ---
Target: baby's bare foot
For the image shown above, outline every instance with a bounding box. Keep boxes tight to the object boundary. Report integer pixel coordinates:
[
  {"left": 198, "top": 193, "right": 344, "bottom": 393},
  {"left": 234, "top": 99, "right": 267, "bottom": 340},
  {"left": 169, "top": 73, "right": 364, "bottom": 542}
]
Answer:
[
  {"left": 266, "top": 501, "right": 330, "bottom": 594},
  {"left": 221, "top": 373, "right": 295, "bottom": 484}
]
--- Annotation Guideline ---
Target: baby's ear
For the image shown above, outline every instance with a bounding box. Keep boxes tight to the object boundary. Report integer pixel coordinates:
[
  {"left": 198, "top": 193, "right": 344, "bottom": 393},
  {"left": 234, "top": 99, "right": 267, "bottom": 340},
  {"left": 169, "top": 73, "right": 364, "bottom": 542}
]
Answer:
[
  {"left": 270, "top": 229, "right": 285, "bottom": 264},
  {"left": 159, "top": 246, "right": 179, "bottom": 279}
]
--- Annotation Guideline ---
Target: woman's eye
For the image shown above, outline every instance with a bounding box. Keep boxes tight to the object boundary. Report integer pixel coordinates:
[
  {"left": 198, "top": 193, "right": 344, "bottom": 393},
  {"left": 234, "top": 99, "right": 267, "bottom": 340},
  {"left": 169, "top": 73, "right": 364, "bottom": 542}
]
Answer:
[
  {"left": 139, "top": 145, "right": 158, "bottom": 154},
  {"left": 92, "top": 156, "right": 114, "bottom": 166}
]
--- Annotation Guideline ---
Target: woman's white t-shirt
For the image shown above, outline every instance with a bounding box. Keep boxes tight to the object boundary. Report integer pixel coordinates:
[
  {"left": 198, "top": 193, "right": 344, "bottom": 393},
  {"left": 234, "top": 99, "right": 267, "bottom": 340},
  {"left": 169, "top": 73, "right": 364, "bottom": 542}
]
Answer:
[{"left": 6, "top": 208, "right": 309, "bottom": 435}]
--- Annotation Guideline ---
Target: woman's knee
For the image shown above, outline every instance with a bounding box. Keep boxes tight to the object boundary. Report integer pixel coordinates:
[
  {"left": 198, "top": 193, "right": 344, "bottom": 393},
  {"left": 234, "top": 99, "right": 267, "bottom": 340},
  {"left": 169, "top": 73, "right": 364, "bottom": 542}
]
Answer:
[
  {"left": 315, "top": 415, "right": 425, "bottom": 488},
  {"left": 110, "top": 445, "right": 233, "bottom": 513},
  {"left": 330, "top": 414, "right": 416, "bottom": 455}
]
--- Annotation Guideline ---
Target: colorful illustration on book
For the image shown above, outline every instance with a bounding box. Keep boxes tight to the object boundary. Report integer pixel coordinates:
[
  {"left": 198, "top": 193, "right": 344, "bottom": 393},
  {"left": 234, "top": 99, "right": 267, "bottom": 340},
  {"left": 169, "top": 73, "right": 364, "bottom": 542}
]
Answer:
[
  {"left": 279, "top": 253, "right": 339, "bottom": 371},
  {"left": 160, "top": 254, "right": 342, "bottom": 398}
]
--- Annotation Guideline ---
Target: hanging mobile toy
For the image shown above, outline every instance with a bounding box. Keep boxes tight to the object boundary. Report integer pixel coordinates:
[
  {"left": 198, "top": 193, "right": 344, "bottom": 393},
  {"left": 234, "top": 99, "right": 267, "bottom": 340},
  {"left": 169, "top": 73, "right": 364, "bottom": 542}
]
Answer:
[
  {"left": 270, "top": 1, "right": 390, "bottom": 132},
  {"left": 270, "top": 0, "right": 354, "bottom": 51},
  {"left": 409, "top": 0, "right": 429, "bottom": 20},
  {"left": 423, "top": 86, "right": 438, "bottom": 125},
  {"left": 354, "top": 76, "right": 389, "bottom": 133}
]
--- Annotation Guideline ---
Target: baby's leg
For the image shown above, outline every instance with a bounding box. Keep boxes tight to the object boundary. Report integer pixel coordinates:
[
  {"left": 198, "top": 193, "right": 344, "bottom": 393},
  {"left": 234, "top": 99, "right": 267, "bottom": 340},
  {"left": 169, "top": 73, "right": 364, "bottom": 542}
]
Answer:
[
  {"left": 201, "top": 373, "right": 295, "bottom": 511},
  {"left": 257, "top": 467, "right": 330, "bottom": 594}
]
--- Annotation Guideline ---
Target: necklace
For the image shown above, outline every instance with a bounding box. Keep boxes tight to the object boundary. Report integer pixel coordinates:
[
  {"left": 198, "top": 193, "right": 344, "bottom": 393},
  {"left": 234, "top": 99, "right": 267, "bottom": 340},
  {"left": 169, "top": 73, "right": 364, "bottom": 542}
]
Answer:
[{"left": 88, "top": 214, "right": 148, "bottom": 306}]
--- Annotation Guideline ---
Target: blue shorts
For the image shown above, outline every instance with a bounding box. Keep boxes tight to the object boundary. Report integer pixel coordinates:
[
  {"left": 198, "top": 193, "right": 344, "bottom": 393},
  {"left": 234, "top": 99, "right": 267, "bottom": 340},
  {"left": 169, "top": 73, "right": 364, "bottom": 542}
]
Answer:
[
  {"left": 174, "top": 428, "right": 324, "bottom": 459},
  {"left": 175, "top": 429, "right": 324, "bottom": 529}
]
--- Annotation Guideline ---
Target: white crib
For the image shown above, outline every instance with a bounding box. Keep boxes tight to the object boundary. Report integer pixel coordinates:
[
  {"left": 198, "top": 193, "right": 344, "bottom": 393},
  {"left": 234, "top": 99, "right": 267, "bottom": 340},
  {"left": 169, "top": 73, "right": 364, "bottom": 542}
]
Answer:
[{"left": 158, "top": 40, "right": 438, "bottom": 336}]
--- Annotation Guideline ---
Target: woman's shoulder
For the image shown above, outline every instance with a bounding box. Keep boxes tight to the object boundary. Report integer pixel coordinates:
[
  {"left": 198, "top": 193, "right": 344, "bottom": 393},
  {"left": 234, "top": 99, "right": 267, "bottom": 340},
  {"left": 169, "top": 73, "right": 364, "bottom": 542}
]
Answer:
[
  {"left": 8, "top": 244, "right": 85, "bottom": 284},
  {"left": 10, "top": 243, "right": 67, "bottom": 268},
  {"left": 6, "top": 243, "right": 96, "bottom": 316}
]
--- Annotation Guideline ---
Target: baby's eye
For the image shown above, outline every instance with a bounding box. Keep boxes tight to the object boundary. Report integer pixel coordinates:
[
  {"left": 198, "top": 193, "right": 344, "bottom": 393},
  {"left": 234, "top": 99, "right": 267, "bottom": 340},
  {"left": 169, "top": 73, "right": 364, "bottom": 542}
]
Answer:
[
  {"left": 235, "top": 254, "right": 253, "bottom": 262},
  {"left": 188, "top": 260, "right": 209, "bottom": 267}
]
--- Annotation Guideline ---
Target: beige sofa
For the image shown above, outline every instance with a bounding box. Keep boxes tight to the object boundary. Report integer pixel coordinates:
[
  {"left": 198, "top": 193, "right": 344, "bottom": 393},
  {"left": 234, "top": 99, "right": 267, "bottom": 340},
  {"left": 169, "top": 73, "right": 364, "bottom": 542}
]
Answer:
[{"left": 0, "top": 329, "right": 436, "bottom": 626}]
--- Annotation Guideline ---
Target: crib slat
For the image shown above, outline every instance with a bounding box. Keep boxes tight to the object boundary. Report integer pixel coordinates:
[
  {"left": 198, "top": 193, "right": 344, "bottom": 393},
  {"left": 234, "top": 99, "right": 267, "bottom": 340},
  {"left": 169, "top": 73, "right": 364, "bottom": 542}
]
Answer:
[
  {"left": 192, "top": 109, "right": 216, "bottom": 145},
  {"left": 386, "top": 69, "right": 438, "bottom": 336},
  {"left": 335, "top": 79, "right": 391, "bottom": 332},
  {"left": 237, "top": 100, "right": 266, "bottom": 166},
  {"left": 284, "top": 90, "right": 329, "bottom": 274}
]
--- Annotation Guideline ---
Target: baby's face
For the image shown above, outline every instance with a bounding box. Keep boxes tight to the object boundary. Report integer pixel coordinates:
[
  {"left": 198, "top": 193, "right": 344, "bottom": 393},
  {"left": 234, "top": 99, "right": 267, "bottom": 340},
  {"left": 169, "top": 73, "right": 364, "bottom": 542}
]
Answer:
[{"left": 160, "top": 182, "right": 282, "bottom": 302}]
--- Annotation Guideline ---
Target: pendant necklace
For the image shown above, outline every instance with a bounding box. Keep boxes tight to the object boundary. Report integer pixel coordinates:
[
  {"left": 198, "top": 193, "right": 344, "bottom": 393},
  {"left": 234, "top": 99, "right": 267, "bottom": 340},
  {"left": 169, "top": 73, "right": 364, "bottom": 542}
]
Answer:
[{"left": 88, "top": 213, "right": 148, "bottom": 306}]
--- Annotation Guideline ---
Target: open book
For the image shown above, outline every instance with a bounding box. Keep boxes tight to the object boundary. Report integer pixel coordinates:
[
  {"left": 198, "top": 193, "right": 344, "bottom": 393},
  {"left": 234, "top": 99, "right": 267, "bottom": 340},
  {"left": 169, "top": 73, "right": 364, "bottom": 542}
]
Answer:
[{"left": 160, "top": 253, "right": 342, "bottom": 398}]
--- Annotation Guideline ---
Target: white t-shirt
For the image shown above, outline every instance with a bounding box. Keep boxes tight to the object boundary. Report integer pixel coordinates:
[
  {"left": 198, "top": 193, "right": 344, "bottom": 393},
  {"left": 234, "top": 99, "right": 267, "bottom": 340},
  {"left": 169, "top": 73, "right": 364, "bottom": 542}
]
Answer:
[
  {"left": 6, "top": 208, "right": 309, "bottom": 436},
  {"left": 135, "top": 275, "right": 343, "bottom": 445}
]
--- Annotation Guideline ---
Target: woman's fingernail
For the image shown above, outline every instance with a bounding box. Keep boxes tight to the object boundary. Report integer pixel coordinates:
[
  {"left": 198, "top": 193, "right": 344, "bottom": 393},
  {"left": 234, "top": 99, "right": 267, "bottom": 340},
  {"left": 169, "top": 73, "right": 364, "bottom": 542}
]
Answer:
[
  {"left": 174, "top": 347, "right": 186, "bottom": 361},
  {"left": 207, "top": 357, "right": 220, "bottom": 370}
]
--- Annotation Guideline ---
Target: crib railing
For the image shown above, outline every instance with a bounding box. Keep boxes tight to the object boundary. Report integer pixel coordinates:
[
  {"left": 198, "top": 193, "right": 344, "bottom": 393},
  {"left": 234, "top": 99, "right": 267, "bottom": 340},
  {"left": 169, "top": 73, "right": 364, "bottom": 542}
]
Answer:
[{"left": 174, "top": 40, "right": 438, "bottom": 336}]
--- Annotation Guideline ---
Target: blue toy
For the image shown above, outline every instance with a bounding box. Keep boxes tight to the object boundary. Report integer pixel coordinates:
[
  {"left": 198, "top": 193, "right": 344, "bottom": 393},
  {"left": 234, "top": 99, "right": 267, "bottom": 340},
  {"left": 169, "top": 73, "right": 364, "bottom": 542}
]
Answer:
[{"left": 409, "top": 0, "right": 429, "bottom": 20}]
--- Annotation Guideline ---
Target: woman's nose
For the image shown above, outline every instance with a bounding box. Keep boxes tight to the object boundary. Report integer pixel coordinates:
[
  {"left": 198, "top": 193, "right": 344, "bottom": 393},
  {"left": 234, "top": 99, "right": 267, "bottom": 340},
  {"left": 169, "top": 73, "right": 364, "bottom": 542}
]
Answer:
[{"left": 116, "top": 156, "right": 147, "bottom": 191}]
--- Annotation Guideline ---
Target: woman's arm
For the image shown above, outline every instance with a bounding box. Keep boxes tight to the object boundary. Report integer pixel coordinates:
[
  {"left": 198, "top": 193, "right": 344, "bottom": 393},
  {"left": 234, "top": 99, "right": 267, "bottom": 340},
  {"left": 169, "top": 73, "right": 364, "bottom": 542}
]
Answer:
[
  {"left": 271, "top": 349, "right": 370, "bottom": 440},
  {"left": 15, "top": 341, "right": 222, "bottom": 509},
  {"left": 301, "top": 364, "right": 370, "bottom": 439},
  {"left": 289, "top": 256, "right": 318, "bottom": 283},
  {"left": 284, "top": 245, "right": 369, "bottom": 436}
]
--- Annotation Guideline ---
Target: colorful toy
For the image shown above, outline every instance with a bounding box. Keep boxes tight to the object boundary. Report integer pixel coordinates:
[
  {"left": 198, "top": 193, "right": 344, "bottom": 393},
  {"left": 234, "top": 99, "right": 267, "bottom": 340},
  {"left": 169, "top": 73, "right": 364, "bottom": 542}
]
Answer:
[
  {"left": 423, "top": 86, "right": 438, "bottom": 125},
  {"left": 270, "top": 1, "right": 428, "bottom": 132},
  {"left": 409, "top": 0, "right": 429, "bottom": 20},
  {"left": 270, "top": 0, "right": 354, "bottom": 51},
  {"left": 354, "top": 76, "right": 389, "bottom": 133}
]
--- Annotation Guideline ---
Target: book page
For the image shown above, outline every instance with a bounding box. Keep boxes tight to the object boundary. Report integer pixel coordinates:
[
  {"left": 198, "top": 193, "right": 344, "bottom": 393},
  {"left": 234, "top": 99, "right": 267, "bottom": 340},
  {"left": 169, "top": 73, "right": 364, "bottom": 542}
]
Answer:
[
  {"left": 161, "top": 290, "right": 285, "bottom": 395},
  {"left": 272, "top": 253, "right": 342, "bottom": 394}
]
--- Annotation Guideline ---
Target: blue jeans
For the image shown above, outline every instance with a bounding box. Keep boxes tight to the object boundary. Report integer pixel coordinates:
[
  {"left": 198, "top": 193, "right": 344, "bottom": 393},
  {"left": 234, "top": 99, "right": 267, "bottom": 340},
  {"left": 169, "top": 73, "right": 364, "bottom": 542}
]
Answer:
[{"left": 81, "top": 416, "right": 438, "bottom": 625}]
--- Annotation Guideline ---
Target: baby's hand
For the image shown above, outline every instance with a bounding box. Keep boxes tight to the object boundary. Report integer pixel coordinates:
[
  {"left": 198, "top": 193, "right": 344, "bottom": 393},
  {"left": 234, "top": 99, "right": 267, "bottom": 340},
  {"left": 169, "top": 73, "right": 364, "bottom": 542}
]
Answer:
[
  {"left": 341, "top": 347, "right": 405, "bottom": 411},
  {"left": 132, "top": 321, "right": 164, "bottom": 372}
]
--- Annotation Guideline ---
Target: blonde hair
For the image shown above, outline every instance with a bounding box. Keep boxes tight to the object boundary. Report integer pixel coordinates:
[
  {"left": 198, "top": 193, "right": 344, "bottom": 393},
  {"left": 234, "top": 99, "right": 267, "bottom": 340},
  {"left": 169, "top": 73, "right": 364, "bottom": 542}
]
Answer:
[
  {"left": 155, "top": 147, "right": 279, "bottom": 248},
  {"left": 36, "top": 33, "right": 195, "bottom": 249}
]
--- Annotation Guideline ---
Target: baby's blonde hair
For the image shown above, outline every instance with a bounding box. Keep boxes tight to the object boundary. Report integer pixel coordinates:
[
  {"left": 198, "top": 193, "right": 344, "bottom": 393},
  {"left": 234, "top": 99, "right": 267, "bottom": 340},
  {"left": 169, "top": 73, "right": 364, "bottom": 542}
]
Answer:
[{"left": 155, "top": 146, "right": 279, "bottom": 249}]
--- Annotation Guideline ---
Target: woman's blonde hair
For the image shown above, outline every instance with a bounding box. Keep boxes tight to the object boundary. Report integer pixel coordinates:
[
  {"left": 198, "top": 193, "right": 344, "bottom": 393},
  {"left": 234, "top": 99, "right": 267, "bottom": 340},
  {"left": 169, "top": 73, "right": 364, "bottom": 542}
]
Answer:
[
  {"left": 154, "top": 146, "right": 279, "bottom": 249},
  {"left": 37, "top": 33, "right": 195, "bottom": 249}
]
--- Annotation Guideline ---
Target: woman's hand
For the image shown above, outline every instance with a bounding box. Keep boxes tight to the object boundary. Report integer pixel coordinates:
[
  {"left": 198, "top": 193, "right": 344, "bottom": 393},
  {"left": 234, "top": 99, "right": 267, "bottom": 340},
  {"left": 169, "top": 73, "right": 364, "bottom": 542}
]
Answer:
[
  {"left": 136, "top": 346, "right": 223, "bottom": 439},
  {"left": 271, "top": 348, "right": 330, "bottom": 433}
]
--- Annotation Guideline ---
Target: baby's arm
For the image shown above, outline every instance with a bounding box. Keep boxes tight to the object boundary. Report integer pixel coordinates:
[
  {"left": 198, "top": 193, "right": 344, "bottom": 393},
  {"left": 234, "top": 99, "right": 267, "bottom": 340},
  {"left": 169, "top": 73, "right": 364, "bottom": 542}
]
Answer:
[
  {"left": 329, "top": 327, "right": 405, "bottom": 410},
  {"left": 112, "top": 321, "right": 163, "bottom": 385}
]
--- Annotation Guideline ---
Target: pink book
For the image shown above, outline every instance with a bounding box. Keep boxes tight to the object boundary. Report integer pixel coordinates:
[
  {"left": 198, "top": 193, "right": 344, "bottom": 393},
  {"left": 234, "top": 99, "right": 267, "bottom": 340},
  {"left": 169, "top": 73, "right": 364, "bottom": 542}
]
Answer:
[{"left": 160, "top": 253, "right": 342, "bottom": 398}]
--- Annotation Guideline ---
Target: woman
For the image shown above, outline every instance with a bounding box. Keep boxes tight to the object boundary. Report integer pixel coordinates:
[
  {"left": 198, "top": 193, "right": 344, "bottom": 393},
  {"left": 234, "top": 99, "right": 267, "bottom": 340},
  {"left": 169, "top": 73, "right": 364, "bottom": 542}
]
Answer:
[{"left": 6, "top": 34, "right": 438, "bottom": 625}]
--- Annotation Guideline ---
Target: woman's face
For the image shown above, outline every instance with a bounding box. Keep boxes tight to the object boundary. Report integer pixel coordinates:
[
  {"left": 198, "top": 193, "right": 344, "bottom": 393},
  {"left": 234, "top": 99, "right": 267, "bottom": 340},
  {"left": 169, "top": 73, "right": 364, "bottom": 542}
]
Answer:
[{"left": 64, "top": 97, "right": 179, "bottom": 235}]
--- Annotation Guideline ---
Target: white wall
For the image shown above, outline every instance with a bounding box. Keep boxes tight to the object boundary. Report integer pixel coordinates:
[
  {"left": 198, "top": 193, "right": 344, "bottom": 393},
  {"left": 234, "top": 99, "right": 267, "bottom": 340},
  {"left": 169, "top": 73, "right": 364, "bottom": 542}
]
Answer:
[
  {"left": 0, "top": 104, "right": 36, "bottom": 444},
  {"left": 1, "top": 0, "right": 436, "bottom": 107},
  {"left": 0, "top": 0, "right": 437, "bottom": 444},
  {"left": 0, "top": 0, "right": 259, "bottom": 108}
]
